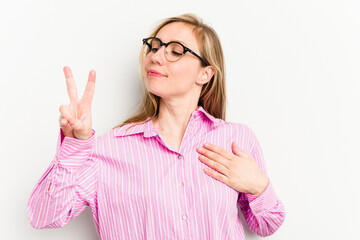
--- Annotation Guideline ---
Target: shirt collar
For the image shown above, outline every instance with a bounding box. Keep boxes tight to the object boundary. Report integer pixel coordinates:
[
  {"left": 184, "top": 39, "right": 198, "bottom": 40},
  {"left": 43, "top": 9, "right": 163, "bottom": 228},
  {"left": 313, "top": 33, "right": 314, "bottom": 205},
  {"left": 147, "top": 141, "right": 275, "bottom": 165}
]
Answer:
[
  {"left": 114, "top": 117, "right": 157, "bottom": 138},
  {"left": 193, "top": 106, "right": 222, "bottom": 126},
  {"left": 114, "top": 106, "right": 221, "bottom": 137}
]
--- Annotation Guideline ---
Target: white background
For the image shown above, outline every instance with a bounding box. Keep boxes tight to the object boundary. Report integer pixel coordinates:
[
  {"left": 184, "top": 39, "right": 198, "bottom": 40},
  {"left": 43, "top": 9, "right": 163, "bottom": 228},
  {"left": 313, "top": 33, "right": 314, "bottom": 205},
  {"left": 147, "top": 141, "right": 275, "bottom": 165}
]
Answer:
[{"left": 1, "top": 0, "right": 359, "bottom": 239}]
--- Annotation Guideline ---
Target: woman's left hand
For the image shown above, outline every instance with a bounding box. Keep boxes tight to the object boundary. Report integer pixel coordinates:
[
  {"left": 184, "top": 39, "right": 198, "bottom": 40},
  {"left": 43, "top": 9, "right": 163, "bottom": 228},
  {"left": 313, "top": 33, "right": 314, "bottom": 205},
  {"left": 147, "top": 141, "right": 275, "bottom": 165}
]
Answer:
[{"left": 197, "top": 142, "right": 269, "bottom": 196}]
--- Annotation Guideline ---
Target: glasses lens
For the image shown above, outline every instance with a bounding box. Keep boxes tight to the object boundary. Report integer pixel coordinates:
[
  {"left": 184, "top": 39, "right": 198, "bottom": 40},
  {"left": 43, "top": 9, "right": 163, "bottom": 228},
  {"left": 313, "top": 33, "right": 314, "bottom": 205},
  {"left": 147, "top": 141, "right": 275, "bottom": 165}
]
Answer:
[
  {"left": 165, "top": 42, "right": 184, "bottom": 61},
  {"left": 149, "top": 38, "right": 160, "bottom": 50},
  {"left": 144, "top": 38, "right": 160, "bottom": 53}
]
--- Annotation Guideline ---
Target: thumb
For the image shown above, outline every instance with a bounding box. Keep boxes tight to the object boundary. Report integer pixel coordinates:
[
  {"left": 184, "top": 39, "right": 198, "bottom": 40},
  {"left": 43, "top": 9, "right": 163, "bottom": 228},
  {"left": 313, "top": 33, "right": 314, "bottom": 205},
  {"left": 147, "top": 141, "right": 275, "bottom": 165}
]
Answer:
[
  {"left": 232, "top": 142, "right": 244, "bottom": 156},
  {"left": 68, "top": 117, "right": 84, "bottom": 131}
]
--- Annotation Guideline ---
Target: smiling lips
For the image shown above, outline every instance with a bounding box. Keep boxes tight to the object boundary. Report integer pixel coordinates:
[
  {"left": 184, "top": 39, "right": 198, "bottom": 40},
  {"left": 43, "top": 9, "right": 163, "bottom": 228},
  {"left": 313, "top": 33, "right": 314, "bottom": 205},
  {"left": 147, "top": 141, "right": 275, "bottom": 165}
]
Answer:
[{"left": 148, "top": 69, "right": 166, "bottom": 77}]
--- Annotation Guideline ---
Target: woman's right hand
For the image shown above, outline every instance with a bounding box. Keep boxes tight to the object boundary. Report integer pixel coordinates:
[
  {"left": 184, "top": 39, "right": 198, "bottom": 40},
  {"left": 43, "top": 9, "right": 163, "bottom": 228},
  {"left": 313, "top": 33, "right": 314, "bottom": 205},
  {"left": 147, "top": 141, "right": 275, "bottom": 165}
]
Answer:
[{"left": 59, "top": 66, "right": 96, "bottom": 140}]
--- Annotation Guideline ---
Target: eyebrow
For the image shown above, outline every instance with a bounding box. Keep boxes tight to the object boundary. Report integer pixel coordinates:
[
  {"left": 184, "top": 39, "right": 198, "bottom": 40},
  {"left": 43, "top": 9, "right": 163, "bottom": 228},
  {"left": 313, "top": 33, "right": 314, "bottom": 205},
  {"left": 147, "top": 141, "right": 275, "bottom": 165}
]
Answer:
[{"left": 155, "top": 36, "right": 188, "bottom": 46}]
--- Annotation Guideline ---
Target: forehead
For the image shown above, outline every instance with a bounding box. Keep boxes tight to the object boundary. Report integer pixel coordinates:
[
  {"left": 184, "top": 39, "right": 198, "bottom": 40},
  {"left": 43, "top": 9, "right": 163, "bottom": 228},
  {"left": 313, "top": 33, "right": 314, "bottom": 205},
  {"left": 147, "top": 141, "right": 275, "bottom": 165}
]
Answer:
[{"left": 156, "top": 22, "right": 199, "bottom": 50}]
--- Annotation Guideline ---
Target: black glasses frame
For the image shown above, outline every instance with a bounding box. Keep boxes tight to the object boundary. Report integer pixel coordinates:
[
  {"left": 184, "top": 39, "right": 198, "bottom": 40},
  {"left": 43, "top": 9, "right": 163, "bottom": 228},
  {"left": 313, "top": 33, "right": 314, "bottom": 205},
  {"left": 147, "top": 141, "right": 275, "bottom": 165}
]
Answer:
[{"left": 142, "top": 37, "right": 208, "bottom": 66}]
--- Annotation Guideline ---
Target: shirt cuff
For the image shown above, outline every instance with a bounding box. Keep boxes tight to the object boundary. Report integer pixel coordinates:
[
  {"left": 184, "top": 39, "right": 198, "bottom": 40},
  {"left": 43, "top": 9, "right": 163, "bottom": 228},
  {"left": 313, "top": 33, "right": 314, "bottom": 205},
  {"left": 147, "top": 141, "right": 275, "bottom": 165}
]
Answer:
[
  {"left": 55, "top": 129, "right": 96, "bottom": 168},
  {"left": 245, "top": 181, "right": 279, "bottom": 216}
]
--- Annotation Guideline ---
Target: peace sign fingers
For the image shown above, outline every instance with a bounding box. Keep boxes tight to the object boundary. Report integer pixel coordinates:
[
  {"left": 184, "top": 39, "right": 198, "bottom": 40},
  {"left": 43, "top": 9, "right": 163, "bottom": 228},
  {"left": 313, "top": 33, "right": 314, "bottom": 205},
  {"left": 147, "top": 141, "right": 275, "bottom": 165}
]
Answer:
[
  {"left": 59, "top": 66, "right": 96, "bottom": 140},
  {"left": 81, "top": 70, "right": 96, "bottom": 108},
  {"left": 63, "top": 66, "right": 78, "bottom": 105}
]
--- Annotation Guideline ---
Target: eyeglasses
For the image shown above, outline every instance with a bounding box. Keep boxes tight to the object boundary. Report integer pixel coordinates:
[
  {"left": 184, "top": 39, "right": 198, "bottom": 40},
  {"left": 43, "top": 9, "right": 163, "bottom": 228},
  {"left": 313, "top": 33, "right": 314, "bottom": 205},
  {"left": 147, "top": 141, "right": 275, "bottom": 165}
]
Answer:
[{"left": 142, "top": 37, "right": 208, "bottom": 65}]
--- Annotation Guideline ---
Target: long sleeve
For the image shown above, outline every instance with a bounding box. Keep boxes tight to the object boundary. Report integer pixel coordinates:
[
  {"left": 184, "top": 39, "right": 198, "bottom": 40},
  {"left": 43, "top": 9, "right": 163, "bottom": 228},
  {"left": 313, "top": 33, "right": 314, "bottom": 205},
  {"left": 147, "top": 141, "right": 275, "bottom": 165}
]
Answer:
[
  {"left": 237, "top": 127, "right": 286, "bottom": 237},
  {"left": 27, "top": 129, "right": 98, "bottom": 229}
]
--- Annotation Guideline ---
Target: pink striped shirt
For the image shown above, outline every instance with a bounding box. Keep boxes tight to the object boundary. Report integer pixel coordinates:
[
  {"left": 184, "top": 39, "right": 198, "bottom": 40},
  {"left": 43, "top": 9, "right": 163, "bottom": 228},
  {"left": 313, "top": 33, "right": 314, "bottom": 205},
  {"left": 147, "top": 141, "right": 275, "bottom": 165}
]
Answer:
[{"left": 27, "top": 106, "right": 285, "bottom": 239}]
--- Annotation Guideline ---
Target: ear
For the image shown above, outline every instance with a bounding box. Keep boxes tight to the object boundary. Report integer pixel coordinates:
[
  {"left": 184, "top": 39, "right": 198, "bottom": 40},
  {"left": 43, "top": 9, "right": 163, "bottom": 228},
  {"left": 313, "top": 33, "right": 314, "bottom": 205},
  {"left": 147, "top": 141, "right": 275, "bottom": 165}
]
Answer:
[{"left": 196, "top": 66, "right": 215, "bottom": 85}]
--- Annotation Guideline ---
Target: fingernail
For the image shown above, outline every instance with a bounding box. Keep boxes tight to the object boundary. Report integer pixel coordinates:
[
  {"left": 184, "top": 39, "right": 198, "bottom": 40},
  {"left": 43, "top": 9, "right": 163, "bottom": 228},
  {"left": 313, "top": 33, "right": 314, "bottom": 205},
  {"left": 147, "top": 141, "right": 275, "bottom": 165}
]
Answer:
[{"left": 63, "top": 66, "right": 70, "bottom": 77}]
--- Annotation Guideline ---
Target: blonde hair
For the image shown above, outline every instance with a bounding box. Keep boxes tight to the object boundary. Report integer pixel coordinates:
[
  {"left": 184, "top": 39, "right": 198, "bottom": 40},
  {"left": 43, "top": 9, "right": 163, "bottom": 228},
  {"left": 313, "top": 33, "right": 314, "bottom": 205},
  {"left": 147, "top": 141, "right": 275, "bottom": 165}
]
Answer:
[{"left": 114, "top": 13, "right": 226, "bottom": 129}]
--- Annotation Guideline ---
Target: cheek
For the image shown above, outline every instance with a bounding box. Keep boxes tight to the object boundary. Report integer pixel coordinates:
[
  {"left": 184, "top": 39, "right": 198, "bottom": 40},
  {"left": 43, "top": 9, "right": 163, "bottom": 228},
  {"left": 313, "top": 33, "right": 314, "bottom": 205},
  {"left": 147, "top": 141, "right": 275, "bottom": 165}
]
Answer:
[{"left": 174, "top": 63, "right": 201, "bottom": 82}]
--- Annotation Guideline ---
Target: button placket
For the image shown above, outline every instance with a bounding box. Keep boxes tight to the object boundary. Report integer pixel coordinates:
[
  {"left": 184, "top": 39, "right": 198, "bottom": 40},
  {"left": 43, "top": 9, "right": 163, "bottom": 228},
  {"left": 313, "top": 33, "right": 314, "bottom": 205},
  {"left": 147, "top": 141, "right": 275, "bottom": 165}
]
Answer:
[
  {"left": 187, "top": 114, "right": 198, "bottom": 136},
  {"left": 177, "top": 155, "right": 185, "bottom": 189}
]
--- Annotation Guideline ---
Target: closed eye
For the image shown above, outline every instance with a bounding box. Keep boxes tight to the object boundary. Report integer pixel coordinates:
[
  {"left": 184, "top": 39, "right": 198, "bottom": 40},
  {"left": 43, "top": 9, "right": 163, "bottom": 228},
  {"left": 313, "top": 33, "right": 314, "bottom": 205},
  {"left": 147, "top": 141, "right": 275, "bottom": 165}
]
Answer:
[
  {"left": 171, "top": 51, "right": 182, "bottom": 56},
  {"left": 151, "top": 48, "right": 159, "bottom": 53}
]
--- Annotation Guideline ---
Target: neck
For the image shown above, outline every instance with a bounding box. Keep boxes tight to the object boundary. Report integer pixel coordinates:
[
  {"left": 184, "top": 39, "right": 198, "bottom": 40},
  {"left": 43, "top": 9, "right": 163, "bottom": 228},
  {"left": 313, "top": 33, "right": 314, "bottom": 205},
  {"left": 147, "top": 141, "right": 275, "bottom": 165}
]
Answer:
[{"left": 153, "top": 99, "right": 198, "bottom": 137}]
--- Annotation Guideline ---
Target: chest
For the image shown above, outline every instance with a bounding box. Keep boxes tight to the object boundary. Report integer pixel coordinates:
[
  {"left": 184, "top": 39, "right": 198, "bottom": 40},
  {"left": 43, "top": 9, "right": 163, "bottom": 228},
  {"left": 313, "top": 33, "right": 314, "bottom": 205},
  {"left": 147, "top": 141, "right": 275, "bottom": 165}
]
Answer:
[
  {"left": 157, "top": 133, "right": 182, "bottom": 152},
  {"left": 97, "top": 133, "right": 239, "bottom": 212}
]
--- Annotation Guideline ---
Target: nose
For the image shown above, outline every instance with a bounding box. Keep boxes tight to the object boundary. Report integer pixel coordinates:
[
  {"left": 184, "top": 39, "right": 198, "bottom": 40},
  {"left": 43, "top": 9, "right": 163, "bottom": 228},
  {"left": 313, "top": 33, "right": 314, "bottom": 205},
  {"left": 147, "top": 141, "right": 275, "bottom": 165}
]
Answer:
[{"left": 150, "top": 46, "right": 166, "bottom": 65}]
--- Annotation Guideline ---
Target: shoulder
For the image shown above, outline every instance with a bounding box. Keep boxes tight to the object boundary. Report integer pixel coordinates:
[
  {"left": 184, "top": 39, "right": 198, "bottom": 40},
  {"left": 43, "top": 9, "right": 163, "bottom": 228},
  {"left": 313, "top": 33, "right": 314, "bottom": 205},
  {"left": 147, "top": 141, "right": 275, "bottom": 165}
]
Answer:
[
  {"left": 92, "top": 128, "right": 117, "bottom": 145},
  {"left": 95, "top": 123, "right": 136, "bottom": 139},
  {"left": 91, "top": 124, "right": 138, "bottom": 156},
  {"left": 217, "top": 119, "right": 261, "bottom": 153},
  {"left": 217, "top": 119, "right": 257, "bottom": 138},
  {"left": 95, "top": 120, "right": 151, "bottom": 143}
]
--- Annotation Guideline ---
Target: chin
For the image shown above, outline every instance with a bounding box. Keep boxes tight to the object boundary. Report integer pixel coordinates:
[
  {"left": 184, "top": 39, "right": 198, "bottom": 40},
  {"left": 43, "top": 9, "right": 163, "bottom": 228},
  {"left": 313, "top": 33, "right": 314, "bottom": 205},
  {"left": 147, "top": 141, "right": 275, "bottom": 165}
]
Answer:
[
  {"left": 145, "top": 85, "right": 165, "bottom": 98},
  {"left": 145, "top": 79, "right": 164, "bottom": 96}
]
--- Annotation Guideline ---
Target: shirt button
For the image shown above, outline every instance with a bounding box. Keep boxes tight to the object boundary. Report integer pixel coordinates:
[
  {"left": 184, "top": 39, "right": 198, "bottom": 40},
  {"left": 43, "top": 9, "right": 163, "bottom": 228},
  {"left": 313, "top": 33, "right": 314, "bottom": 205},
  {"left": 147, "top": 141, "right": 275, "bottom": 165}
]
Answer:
[
  {"left": 180, "top": 182, "right": 184, "bottom": 187},
  {"left": 177, "top": 155, "right": 183, "bottom": 160},
  {"left": 182, "top": 215, "right": 188, "bottom": 221}
]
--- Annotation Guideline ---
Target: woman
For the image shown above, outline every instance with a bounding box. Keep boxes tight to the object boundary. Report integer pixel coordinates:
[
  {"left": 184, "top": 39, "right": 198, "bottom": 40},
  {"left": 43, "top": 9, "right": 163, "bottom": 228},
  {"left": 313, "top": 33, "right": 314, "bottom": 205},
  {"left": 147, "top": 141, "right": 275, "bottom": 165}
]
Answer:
[{"left": 28, "top": 13, "right": 285, "bottom": 239}]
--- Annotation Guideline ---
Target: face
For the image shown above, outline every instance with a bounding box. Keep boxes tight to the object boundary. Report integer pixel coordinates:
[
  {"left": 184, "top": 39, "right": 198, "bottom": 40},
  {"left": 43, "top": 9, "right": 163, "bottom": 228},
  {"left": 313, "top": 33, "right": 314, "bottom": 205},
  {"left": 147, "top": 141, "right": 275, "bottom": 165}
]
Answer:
[{"left": 144, "top": 22, "right": 210, "bottom": 101}]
